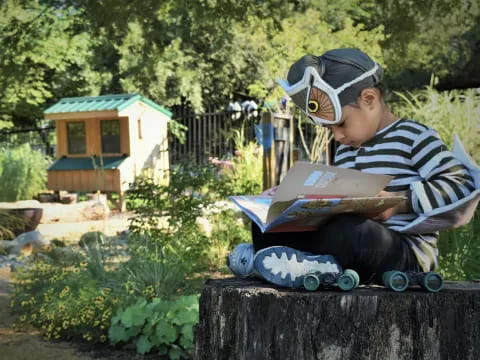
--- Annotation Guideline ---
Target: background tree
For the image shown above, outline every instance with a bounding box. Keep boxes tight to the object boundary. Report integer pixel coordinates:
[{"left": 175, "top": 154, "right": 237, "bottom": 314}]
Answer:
[{"left": 0, "top": 0, "right": 478, "bottom": 128}]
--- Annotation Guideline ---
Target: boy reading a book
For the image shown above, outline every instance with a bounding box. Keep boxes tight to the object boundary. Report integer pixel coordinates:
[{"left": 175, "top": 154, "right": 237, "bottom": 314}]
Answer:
[{"left": 227, "top": 48, "right": 478, "bottom": 288}]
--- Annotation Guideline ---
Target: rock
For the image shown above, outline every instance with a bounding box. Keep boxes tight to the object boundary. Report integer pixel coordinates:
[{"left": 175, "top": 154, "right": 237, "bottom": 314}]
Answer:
[
  {"left": 10, "top": 261, "right": 25, "bottom": 272},
  {"left": 41, "top": 200, "right": 110, "bottom": 223},
  {"left": 81, "top": 199, "right": 110, "bottom": 220},
  {"left": 60, "top": 193, "right": 78, "bottom": 204},
  {"left": 14, "top": 231, "right": 50, "bottom": 253},
  {"left": 79, "top": 231, "right": 106, "bottom": 248},
  {"left": 0, "top": 200, "right": 41, "bottom": 209}
]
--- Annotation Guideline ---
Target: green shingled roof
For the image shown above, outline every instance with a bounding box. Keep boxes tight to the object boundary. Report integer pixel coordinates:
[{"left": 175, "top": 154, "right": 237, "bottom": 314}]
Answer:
[
  {"left": 48, "top": 156, "right": 128, "bottom": 171},
  {"left": 44, "top": 93, "right": 172, "bottom": 117}
]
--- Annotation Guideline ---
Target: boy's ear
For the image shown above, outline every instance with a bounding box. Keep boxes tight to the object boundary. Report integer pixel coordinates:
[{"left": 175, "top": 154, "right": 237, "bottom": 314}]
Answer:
[{"left": 359, "top": 88, "right": 381, "bottom": 107}]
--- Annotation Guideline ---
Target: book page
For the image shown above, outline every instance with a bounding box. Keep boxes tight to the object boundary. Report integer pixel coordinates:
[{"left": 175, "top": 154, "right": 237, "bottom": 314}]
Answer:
[
  {"left": 228, "top": 195, "right": 272, "bottom": 227},
  {"left": 265, "top": 196, "right": 406, "bottom": 233}
]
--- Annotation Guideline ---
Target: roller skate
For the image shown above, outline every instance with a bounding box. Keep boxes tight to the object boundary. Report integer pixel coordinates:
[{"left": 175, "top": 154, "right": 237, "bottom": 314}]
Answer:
[
  {"left": 253, "top": 246, "right": 341, "bottom": 288},
  {"left": 382, "top": 270, "right": 444, "bottom": 292},
  {"left": 303, "top": 269, "right": 360, "bottom": 291}
]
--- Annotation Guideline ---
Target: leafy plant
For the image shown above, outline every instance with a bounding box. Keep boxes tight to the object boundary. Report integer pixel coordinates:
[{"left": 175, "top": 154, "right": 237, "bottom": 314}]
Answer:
[
  {"left": 126, "top": 161, "right": 225, "bottom": 298},
  {"left": 212, "top": 122, "right": 263, "bottom": 196},
  {"left": 437, "top": 210, "right": 480, "bottom": 281},
  {"left": 0, "top": 143, "right": 50, "bottom": 201},
  {"left": 11, "top": 255, "right": 121, "bottom": 343},
  {"left": 206, "top": 208, "right": 251, "bottom": 271},
  {"left": 394, "top": 80, "right": 480, "bottom": 162},
  {"left": 109, "top": 295, "right": 199, "bottom": 358}
]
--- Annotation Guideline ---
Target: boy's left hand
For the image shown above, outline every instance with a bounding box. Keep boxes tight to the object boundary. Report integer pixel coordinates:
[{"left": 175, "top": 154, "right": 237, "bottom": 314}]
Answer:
[{"left": 366, "top": 190, "right": 409, "bottom": 222}]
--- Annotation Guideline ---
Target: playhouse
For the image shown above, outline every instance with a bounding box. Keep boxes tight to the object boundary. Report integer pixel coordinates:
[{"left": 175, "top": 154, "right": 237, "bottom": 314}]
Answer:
[{"left": 44, "top": 93, "right": 171, "bottom": 209}]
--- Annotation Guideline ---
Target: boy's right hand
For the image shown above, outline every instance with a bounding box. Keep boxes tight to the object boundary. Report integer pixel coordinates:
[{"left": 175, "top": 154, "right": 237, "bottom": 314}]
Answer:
[{"left": 260, "top": 186, "right": 278, "bottom": 197}]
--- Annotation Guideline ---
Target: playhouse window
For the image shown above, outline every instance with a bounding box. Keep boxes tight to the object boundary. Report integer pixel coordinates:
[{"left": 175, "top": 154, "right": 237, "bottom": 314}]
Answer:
[
  {"left": 101, "top": 119, "right": 121, "bottom": 153},
  {"left": 67, "top": 121, "right": 86, "bottom": 154}
]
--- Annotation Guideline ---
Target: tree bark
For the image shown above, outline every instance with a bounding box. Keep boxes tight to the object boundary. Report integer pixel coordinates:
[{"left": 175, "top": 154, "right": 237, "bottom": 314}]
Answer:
[{"left": 194, "top": 278, "right": 480, "bottom": 360}]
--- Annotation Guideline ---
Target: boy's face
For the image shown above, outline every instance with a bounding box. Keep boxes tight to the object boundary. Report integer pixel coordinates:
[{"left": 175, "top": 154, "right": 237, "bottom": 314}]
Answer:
[{"left": 323, "top": 88, "right": 382, "bottom": 148}]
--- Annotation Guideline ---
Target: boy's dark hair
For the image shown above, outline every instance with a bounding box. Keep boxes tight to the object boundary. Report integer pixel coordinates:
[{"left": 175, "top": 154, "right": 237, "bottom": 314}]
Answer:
[{"left": 287, "top": 48, "right": 386, "bottom": 107}]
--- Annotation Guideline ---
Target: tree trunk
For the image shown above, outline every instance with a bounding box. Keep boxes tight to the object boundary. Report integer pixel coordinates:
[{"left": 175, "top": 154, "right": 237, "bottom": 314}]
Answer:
[{"left": 194, "top": 278, "right": 480, "bottom": 360}]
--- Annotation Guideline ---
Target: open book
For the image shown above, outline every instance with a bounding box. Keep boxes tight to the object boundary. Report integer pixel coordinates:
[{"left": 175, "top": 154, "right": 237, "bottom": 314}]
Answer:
[{"left": 229, "top": 161, "right": 405, "bottom": 233}]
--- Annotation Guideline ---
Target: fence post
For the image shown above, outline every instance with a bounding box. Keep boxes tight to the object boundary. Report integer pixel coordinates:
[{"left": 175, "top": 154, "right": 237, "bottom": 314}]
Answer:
[{"left": 262, "top": 112, "right": 294, "bottom": 190}]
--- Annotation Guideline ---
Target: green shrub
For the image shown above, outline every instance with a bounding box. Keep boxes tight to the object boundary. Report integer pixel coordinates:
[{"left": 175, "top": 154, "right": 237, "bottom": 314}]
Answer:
[
  {"left": 213, "top": 125, "right": 263, "bottom": 196},
  {"left": 11, "top": 256, "right": 120, "bottom": 343},
  {"left": 394, "top": 80, "right": 480, "bottom": 162},
  {"left": 126, "top": 161, "right": 225, "bottom": 297},
  {"left": 0, "top": 143, "right": 51, "bottom": 201},
  {"left": 109, "top": 295, "right": 198, "bottom": 358},
  {"left": 206, "top": 209, "right": 251, "bottom": 271},
  {"left": 437, "top": 209, "right": 480, "bottom": 281}
]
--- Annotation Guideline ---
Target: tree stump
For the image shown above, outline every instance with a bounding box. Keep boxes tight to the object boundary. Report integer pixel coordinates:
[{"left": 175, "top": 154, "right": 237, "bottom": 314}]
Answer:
[{"left": 194, "top": 277, "right": 480, "bottom": 360}]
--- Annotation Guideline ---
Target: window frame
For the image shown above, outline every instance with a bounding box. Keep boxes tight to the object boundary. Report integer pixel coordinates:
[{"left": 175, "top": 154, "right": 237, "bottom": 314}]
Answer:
[
  {"left": 66, "top": 121, "right": 87, "bottom": 155},
  {"left": 100, "top": 119, "right": 121, "bottom": 154}
]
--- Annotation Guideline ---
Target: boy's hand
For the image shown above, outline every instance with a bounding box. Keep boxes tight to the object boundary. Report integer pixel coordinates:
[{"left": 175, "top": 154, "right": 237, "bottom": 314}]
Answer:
[{"left": 366, "top": 190, "right": 409, "bottom": 222}]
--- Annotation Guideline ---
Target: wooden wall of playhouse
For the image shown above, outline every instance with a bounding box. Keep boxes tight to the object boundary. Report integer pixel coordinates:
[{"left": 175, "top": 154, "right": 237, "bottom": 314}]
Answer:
[{"left": 46, "top": 101, "right": 170, "bottom": 209}]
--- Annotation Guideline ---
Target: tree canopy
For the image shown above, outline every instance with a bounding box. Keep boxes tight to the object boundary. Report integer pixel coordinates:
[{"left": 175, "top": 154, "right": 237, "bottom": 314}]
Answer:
[{"left": 0, "top": 0, "right": 478, "bottom": 128}]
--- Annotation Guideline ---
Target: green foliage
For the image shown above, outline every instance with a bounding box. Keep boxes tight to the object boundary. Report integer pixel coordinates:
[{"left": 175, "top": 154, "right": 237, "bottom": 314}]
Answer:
[
  {"left": 126, "top": 161, "right": 226, "bottom": 298},
  {"left": 0, "top": 211, "right": 24, "bottom": 239},
  {"left": 206, "top": 208, "right": 251, "bottom": 271},
  {"left": 2, "top": 0, "right": 477, "bottom": 126},
  {"left": 0, "top": 0, "right": 107, "bottom": 126},
  {"left": 0, "top": 143, "right": 50, "bottom": 201},
  {"left": 219, "top": 125, "right": 263, "bottom": 196},
  {"left": 393, "top": 81, "right": 480, "bottom": 162},
  {"left": 10, "top": 254, "right": 121, "bottom": 343},
  {"left": 373, "top": 0, "right": 480, "bottom": 88},
  {"left": 236, "top": 8, "right": 384, "bottom": 106},
  {"left": 109, "top": 295, "right": 199, "bottom": 357},
  {"left": 437, "top": 210, "right": 480, "bottom": 281}
]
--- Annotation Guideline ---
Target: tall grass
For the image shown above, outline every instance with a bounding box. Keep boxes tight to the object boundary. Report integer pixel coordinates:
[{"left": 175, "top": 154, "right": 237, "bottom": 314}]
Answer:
[
  {"left": 394, "top": 79, "right": 480, "bottom": 163},
  {"left": 394, "top": 83, "right": 480, "bottom": 280}
]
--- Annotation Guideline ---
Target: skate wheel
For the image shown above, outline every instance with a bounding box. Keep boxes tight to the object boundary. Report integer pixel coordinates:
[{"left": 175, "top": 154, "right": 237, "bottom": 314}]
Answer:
[
  {"left": 343, "top": 269, "right": 360, "bottom": 288},
  {"left": 303, "top": 273, "right": 321, "bottom": 291},
  {"left": 422, "top": 272, "right": 444, "bottom": 292},
  {"left": 338, "top": 272, "right": 356, "bottom": 291},
  {"left": 383, "top": 271, "right": 409, "bottom": 292}
]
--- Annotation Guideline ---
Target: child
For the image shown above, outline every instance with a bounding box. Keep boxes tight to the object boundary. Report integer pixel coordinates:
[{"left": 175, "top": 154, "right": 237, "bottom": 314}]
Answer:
[{"left": 228, "top": 48, "right": 477, "bottom": 287}]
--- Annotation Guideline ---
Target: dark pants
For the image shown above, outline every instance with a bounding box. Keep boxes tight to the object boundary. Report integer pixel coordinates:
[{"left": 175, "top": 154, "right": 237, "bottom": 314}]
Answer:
[{"left": 252, "top": 214, "right": 420, "bottom": 285}]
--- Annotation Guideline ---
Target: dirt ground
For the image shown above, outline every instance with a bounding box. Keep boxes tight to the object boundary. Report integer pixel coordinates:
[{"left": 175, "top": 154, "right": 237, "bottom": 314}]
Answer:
[
  {"left": 37, "top": 212, "right": 132, "bottom": 244},
  {"left": 0, "top": 204, "right": 162, "bottom": 359}
]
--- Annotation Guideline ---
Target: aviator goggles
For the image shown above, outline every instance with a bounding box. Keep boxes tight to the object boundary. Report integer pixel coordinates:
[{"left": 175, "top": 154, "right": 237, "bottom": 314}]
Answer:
[{"left": 277, "top": 62, "right": 380, "bottom": 126}]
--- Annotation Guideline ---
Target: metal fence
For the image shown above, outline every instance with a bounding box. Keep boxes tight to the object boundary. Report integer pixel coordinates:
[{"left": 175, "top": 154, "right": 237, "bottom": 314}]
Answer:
[
  {"left": 169, "top": 105, "right": 261, "bottom": 164},
  {"left": 169, "top": 106, "right": 335, "bottom": 166},
  {"left": 0, "top": 126, "right": 55, "bottom": 156}
]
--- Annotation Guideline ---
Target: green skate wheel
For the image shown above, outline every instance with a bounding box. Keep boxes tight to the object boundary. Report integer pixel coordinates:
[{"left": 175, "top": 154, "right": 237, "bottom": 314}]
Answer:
[
  {"left": 337, "top": 272, "right": 356, "bottom": 291},
  {"left": 383, "top": 271, "right": 409, "bottom": 292},
  {"left": 421, "top": 272, "right": 444, "bottom": 292},
  {"left": 304, "top": 273, "right": 321, "bottom": 291},
  {"left": 343, "top": 269, "right": 360, "bottom": 288}
]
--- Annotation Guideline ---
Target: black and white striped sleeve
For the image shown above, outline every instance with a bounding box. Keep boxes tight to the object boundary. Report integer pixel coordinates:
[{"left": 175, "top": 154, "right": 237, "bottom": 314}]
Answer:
[{"left": 409, "top": 129, "right": 476, "bottom": 213}]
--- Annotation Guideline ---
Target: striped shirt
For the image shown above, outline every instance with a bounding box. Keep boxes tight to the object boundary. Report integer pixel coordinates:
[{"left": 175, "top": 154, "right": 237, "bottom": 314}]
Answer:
[{"left": 334, "top": 118, "right": 476, "bottom": 271}]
